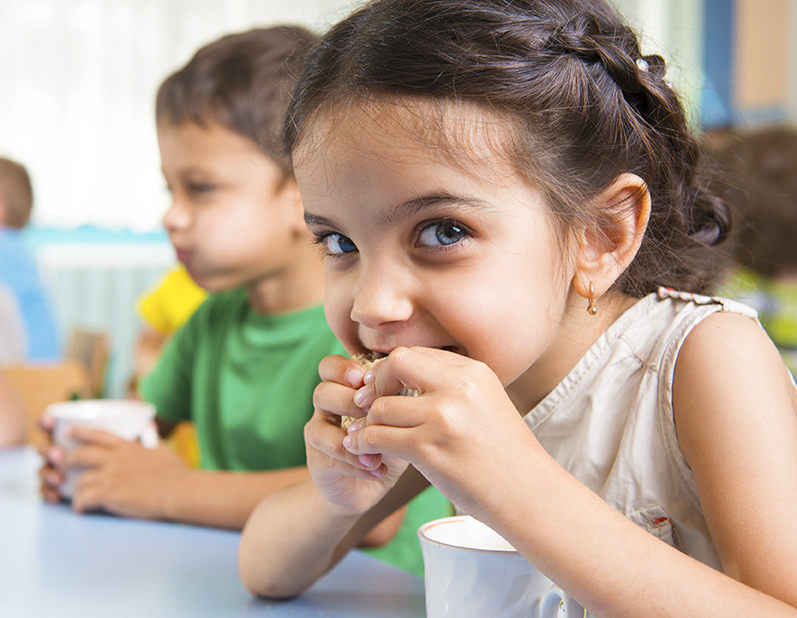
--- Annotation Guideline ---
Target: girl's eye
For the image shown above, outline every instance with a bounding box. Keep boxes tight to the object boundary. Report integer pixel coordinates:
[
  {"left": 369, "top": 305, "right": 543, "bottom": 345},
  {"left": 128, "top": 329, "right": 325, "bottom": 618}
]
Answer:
[
  {"left": 417, "top": 220, "right": 469, "bottom": 247},
  {"left": 323, "top": 233, "right": 357, "bottom": 255}
]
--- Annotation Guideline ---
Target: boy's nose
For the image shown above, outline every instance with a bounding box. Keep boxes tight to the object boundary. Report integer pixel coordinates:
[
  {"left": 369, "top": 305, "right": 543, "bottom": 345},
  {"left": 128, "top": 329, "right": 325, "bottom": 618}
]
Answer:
[
  {"left": 350, "top": 263, "right": 414, "bottom": 329},
  {"left": 162, "top": 199, "right": 191, "bottom": 232}
]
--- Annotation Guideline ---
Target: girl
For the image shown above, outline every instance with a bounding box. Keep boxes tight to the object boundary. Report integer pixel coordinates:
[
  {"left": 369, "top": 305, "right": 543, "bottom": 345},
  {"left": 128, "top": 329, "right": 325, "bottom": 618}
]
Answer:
[{"left": 239, "top": 0, "right": 797, "bottom": 614}]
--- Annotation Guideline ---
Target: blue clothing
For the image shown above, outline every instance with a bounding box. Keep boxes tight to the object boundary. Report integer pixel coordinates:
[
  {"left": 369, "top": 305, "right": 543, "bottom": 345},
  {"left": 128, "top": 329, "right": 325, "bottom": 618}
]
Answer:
[{"left": 0, "top": 227, "right": 60, "bottom": 359}]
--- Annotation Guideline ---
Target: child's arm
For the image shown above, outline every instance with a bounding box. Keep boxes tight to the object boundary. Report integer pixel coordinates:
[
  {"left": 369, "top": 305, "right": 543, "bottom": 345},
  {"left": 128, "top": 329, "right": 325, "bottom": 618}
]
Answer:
[
  {"left": 346, "top": 340, "right": 797, "bottom": 617},
  {"left": 0, "top": 371, "right": 26, "bottom": 447},
  {"left": 58, "top": 429, "right": 312, "bottom": 528},
  {"left": 240, "top": 465, "right": 427, "bottom": 598},
  {"left": 239, "top": 354, "right": 425, "bottom": 598}
]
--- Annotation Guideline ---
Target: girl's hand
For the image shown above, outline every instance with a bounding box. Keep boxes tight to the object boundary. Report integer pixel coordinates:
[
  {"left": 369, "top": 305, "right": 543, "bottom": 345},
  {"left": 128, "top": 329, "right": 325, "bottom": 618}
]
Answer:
[
  {"left": 305, "top": 354, "right": 409, "bottom": 516},
  {"left": 344, "top": 347, "right": 539, "bottom": 518}
]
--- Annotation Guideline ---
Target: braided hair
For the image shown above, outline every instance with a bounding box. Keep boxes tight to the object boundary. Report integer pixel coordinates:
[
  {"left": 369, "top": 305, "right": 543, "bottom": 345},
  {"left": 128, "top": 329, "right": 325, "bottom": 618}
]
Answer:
[{"left": 283, "top": 0, "right": 730, "bottom": 295}]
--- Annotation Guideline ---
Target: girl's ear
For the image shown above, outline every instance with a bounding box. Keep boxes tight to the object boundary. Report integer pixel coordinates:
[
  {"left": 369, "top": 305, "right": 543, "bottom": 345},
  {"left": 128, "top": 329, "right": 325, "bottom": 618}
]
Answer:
[{"left": 572, "top": 173, "right": 651, "bottom": 299}]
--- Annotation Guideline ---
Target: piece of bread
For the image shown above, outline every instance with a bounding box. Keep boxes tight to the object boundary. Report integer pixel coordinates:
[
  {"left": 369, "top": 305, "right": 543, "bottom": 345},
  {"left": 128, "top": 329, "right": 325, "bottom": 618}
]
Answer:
[{"left": 341, "top": 352, "right": 417, "bottom": 431}]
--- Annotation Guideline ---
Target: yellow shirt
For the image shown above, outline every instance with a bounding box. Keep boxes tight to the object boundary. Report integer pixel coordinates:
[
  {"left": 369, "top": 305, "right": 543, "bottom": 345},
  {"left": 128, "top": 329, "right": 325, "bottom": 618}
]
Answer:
[{"left": 137, "top": 266, "right": 207, "bottom": 334}]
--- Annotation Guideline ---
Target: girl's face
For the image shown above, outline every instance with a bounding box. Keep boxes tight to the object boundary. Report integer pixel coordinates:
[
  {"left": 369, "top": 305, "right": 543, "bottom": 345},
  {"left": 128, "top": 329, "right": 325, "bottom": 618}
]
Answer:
[
  {"left": 295, "top": 105, "right": 585, "bottom": 389},
  {"left": 158, "top": 120, "right": 301, "bottom": 293}
]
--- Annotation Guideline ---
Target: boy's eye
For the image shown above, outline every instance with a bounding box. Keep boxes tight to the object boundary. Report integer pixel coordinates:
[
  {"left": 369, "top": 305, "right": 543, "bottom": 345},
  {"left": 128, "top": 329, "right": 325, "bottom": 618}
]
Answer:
[
  {"left": 323, "top": 233, "right": 357, "bottom": 255},
  {"left": 417, "top": 220, "right": 469, "bottom": 247},
  {"left": 188, "top": 182, "right": 214, "bottom": 195}
]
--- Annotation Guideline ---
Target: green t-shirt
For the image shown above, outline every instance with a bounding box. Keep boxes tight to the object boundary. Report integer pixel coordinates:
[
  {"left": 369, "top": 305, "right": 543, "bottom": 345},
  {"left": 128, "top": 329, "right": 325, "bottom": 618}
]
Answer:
[
  {"left": 140, "top": 286, "right": 451, "bottom": 575},
  {"left": 140, "top": 288, "right": 345, "bottom": 471}
]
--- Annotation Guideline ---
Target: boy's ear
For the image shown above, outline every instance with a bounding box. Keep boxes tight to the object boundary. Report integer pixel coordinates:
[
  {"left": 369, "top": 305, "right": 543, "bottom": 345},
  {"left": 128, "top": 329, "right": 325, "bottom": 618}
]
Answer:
[
  {"left": 572, "top": 173, "right": 651, "bottom": 299},
  {"left": 279, "top": 176, "right": 310, "bottom": 234}
]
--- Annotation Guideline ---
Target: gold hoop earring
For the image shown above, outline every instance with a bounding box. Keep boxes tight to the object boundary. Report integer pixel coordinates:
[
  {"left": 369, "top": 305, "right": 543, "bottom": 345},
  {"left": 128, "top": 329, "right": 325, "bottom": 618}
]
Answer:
[{"left": 587, "top": 282, "right": 598, "bottom": 315}]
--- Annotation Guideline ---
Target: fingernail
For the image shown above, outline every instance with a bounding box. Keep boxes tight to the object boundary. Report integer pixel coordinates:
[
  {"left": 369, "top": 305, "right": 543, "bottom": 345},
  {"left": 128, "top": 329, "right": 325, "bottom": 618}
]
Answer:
[
  {"left": 363, "top": 369, "right": 374, "bottom": 385},
  {"left": 346, "top": 368, "right": 364, "bottom": 387},
  {"left": 370, "top": 466, "right": 385, "bottom": 478},
  {"left": 359, "top": 454, "right": 375, "bottom": 468},
  {"left": 347, "top": 420, "right": 362, "bottom": 434},
  {"left": 342, "top": 435, "right": 352, "bottom": 449},
  {"left": 353, "top": 387, "right": 368, "bottom": 406}
]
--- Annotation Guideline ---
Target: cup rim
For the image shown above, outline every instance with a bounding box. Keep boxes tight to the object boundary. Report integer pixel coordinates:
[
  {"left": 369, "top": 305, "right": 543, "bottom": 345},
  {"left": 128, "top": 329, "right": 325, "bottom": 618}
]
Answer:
[
  {"left": 46, "top": 399, "right": 156, "bottom": 421},
  {"left": 418, "top": 515, "right": 519, "bottom": 554}
]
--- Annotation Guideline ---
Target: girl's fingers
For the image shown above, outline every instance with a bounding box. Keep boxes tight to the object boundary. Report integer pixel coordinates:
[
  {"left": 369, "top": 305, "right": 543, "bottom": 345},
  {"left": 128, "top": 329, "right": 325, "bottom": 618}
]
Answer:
[
  {"left": 355, "top": 346, "right": 471, "bottom": 409},
  {"left": 318, "top": 354, "right": 366, "bottom": 388},
  {"left": 304, "top": 411, "right": 385, "bottom": 476},
  {"left": 313, "top": 380, "right": 367, "bottom": 421},
  {"left": 343, "top": 422, "right": 418, "bottom": 465}
]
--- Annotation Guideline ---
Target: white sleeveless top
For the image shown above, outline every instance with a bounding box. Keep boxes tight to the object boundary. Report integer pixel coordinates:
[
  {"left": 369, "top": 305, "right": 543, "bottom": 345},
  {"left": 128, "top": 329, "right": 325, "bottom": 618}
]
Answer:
[{"left": 523, "top": 288, "right": 759, "bottom": 572}]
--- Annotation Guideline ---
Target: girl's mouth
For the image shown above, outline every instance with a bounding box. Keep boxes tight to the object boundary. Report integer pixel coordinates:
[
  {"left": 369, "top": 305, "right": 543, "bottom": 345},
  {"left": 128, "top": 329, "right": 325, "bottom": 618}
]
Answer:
[{"left": 364, "top": 345, "right": 460, "bottom": 357}]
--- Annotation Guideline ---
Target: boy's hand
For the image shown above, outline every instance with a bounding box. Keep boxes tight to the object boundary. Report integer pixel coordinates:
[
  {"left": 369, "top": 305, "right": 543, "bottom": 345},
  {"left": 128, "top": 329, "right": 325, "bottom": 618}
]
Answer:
[
  {"left": 304, "top": 354, "right": 408, "bottom": 516},
  {"left": 51, "top": 427, "right": 189, "bottom": 519},
  {"left": 343, "top": 347, "right": 539, "bottom": 519},
  {"left": 37, "top": 413, "right": 64, "bottom": 503}
]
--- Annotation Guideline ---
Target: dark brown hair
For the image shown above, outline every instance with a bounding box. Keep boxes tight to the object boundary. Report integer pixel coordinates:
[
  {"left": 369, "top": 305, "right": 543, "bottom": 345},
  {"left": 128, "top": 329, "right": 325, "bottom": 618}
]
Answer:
[
  {"left": 710, "top": 127, "right": 797, "bottom": 279},
  {"left": 156, "top": 25, "right": 317, "bottom": 174},
  {"left": 283, "top": 0, "right": 730, "bottom": 296},
  {"left": 0, "top": 157, "right": 33, "bottom": 229}
]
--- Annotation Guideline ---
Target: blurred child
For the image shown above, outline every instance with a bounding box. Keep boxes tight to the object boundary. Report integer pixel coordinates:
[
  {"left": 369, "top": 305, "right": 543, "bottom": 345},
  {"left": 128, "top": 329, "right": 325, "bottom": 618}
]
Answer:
[
  {"left": 712, "top": 126, "right": 797, "bottom": 375},
  {"left": 0, "top": 282, "right": 26, "bottom": 362},
  {"left": 0, "top": 157, "right": 61, "bottom": 360},
  {"left": 0, "top": 282, "right": 27, "bottom": 447},
  {"left": 39, "top": 25, "right": 450, "bottom": 576},
  {"left": 39, "top": 26, "right": 329, "bottom": 527},
  {"left": 238, "top": 0, "right": 797, "bottom": 614}
]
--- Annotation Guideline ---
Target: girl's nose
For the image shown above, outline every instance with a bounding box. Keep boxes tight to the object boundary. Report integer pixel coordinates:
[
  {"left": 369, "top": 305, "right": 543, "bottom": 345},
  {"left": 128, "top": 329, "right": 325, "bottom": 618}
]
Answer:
[{"left": 350, "top": 264, "right": 414, "bottom": 329}]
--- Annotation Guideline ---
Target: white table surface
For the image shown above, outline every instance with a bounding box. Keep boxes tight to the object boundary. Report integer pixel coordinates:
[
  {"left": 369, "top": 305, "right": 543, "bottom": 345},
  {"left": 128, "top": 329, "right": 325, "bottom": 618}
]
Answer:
[{"left": 0, "top": 447, "right": 426, "bottom": 618}]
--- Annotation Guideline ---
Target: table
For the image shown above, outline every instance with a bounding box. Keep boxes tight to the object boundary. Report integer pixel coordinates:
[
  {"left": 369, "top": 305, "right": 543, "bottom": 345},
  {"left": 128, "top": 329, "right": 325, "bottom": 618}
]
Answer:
[{"left": 0, "top": 447, "right": 426, "bottom": 617}]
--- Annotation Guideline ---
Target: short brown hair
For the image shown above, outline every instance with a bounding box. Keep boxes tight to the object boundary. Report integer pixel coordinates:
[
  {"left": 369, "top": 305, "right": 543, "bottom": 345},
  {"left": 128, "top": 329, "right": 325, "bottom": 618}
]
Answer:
[
  {"left": 0, "top": 157, "right": 33, "bottom": 229},
  {"left": 156, "top": 26, "right": 317, "bottom": 175}
]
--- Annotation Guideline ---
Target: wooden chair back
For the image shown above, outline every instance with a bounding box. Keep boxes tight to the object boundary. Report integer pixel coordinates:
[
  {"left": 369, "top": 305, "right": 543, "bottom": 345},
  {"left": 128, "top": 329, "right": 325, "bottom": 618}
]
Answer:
[
  {"left": 65, "top": 328, "right": 110, "bottom": 398},
  {"left": 1, "top": 359, "right": 91, "bottom": 446}
]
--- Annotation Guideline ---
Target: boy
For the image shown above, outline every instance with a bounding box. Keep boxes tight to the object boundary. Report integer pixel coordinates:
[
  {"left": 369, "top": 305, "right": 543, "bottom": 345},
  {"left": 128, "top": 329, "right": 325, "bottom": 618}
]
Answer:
[
  {"left": 0, "top": 157, "right": 60, "bottom": 360},
  {"left": 40, "top": 26, "right": 449, "bottom": 576}
]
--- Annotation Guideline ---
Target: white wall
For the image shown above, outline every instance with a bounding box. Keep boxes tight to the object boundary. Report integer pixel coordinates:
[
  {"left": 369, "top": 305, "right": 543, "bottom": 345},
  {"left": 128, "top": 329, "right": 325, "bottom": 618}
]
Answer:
[{"left": 0, "top": 0, "right": 358, "bottom": 232}]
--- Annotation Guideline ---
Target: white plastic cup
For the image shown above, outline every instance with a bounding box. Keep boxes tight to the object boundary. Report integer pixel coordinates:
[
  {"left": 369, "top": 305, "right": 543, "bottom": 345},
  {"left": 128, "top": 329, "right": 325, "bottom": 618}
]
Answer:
[
  {"left": 48, "top": 399, "right": 158, "bottom": 499},
  {"left": 418, "top": 515, "right": 586, "bottom": 618}
]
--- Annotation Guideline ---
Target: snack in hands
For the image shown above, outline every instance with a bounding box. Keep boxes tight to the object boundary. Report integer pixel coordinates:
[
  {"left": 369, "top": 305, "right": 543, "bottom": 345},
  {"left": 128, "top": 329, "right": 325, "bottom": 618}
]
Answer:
[{"left": 341, "top": 352, "right": 417, "bottom": 431}]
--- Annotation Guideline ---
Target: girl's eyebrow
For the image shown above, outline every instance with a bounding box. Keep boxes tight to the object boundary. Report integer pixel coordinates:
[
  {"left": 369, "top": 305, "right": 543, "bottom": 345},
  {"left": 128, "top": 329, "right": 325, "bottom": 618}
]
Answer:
[
  {"left": 303, "top": 192, "right": 489, "bottom": 230},
  {"left": 304, "top": 213, "right": 337, "bottom": 229},
  {"left": 381, "top": 192, "right": 489, "bottom": 225}
]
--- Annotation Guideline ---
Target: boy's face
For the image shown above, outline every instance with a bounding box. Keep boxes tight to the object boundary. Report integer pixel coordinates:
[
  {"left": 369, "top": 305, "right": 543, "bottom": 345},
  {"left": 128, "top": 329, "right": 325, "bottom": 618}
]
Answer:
[
  {"left": 295, "top": 104, "right": 583, "bottom": 389},
  {"left": 158, "top": 120, "right": 301, "bottom": 293}
]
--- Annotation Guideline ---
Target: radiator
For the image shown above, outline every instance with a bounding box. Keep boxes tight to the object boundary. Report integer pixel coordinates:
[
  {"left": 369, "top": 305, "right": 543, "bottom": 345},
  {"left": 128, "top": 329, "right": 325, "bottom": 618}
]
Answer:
[{"left": 36, "top": 243, "right": 175, "bottom": 398}]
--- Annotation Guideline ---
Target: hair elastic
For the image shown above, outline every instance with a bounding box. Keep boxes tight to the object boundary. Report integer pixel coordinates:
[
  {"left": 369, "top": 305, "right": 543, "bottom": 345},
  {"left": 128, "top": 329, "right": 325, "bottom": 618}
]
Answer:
[{"left": 587, "top": 282, "right": 598, "bottom": 315}]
